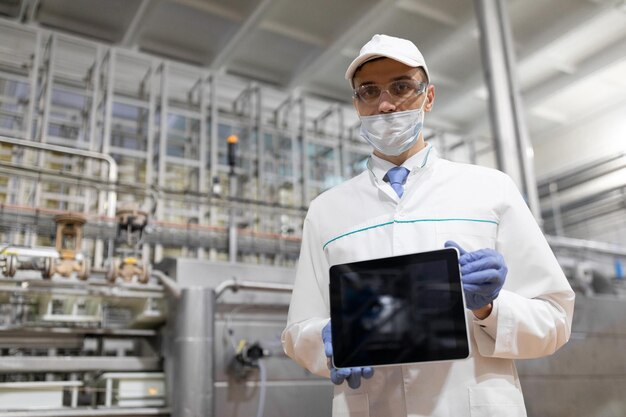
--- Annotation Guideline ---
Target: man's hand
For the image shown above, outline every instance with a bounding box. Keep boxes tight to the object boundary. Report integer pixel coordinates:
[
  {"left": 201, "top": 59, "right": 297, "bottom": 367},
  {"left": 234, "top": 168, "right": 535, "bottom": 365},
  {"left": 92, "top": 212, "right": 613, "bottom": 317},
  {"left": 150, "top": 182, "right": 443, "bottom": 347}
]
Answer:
[
  {"left": 445, "top": 241, "right": 507, "bottom": 311},
  {"left": 322, "top": 322, "right": 374, "bottom": 389}
]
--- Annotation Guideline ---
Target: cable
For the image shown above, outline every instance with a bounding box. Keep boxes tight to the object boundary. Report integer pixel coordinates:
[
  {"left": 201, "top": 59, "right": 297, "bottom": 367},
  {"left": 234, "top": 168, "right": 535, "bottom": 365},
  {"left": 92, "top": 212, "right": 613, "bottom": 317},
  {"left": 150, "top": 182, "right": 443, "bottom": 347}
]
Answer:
[{"left": 255, "top": 358, "right": 267, "bottom": 417}]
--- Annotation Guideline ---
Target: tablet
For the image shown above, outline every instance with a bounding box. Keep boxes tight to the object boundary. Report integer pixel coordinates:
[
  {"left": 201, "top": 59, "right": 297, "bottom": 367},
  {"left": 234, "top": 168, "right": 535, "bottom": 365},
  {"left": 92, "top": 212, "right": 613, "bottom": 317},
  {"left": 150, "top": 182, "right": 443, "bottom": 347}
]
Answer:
[{"left": 329, "top": 248, "right": 470, "bottom": 368}]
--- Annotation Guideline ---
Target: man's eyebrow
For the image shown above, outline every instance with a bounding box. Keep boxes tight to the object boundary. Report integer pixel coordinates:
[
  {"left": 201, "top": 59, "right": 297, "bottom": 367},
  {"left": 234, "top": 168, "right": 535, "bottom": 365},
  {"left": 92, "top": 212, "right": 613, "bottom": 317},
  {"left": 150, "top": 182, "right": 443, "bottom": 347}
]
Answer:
[
  {"left": 391, "top": 75, "right": 416, "bottom": 81},
  {"left": 356, "top": 74, "right": 418, "bottom": 87}
]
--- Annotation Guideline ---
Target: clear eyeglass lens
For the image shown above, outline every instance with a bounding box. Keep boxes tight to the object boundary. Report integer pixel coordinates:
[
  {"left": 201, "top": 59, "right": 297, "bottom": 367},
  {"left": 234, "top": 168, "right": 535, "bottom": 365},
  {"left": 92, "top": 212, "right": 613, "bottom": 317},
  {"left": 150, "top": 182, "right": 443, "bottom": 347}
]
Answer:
[{"left": 355, "top": 80, "right": 424, "bottom": 103}]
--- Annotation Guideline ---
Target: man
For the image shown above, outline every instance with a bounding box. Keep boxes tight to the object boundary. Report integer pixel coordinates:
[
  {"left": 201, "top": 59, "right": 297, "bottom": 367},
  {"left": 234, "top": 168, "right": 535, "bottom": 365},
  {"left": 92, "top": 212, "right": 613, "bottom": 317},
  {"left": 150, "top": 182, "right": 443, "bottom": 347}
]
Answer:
[{"left": 282, "top": 34, "right": 574, "bottom": 417}]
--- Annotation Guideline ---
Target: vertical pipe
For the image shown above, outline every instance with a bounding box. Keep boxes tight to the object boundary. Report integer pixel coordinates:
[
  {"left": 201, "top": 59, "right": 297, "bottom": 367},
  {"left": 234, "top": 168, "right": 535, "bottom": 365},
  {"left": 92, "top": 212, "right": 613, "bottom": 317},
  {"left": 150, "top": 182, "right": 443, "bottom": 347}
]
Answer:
[
  {"left": 144, "top": 62, "right": 157, "bottom": 264},
  {"left": 93, "top": 51, "right": 109, "bottom": 268},
  {"left": 105, "top": 378, "right": 113, "bottom": 407},
  {"left": 474, "top": 0, "right": 522, "bottom": 184},
  {"left": 99, "top": 49, "right": 116, "bottom": 219},
  {"left": 498, "top": 0, "right": 542, "bottom": 226},
  {"left": 88, "top": 46, "right": 102, "bottom": 153},
  {"left": 146, "top": 62, "right": 157, "bottom": 191},
  {"left": 255, "top": 85, "right": 264, "bottom": 201},
  {"left": 170, "top": 287, "right": 215, "bottom": 417},
  {"left": 155, "top": 62, "right": 169, "bottom": 263},
  {"left": 474, "top": 0, "right": 541, "bottom": 222},
  {"left": 228, "top": 135, "right": 238, "bottom": 264},
  {"left": 198, "top": 75, "right": 208, "bottom": 259},
  {"left": 32, "top": 33, "right": 56, "bottom": 218},
  {"left": 39, "top": 34, "right": 55, "bottom": 144},
  {"left": 102, "top": 49, "right": 117, "bottom": 267},
  {"left": 255, "top": 87, "right": 267, "bottom": 242},
  {"left": 70, "top": 373, "right": 78, "bottom": 408},
  {"left": 85, "top": 46, "right": 101, "bottom": 216},
  {"left": 25, "top": 30, "right": 41, "bottom": 141},
  {"left": 208, "top": 75, "right": 219, "bottom": 261}
]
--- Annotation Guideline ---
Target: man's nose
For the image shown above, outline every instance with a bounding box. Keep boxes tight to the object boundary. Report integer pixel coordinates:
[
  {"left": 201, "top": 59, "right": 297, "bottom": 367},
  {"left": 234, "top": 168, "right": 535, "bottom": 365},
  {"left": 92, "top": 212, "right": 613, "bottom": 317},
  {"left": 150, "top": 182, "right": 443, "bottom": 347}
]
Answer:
[{"left": 377, "top": 90, "right": 396, "bottom": 113}]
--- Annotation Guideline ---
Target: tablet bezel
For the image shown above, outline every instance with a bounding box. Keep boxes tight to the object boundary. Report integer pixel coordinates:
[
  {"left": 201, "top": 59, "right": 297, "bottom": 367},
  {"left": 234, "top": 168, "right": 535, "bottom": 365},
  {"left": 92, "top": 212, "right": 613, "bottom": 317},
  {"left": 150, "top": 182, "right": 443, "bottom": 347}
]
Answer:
[{"left": 329, "top": 247, "right": 470, "bottom": 368}]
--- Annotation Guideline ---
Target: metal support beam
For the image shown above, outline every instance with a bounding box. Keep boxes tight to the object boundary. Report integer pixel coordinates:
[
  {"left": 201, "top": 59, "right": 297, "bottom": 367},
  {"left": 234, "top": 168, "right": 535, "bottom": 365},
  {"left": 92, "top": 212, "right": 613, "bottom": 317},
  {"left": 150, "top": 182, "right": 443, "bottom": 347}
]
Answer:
[
  {"left": 287, "top": 0, "right": 396, "bottom": 89},
  {"left": 208, "top": 0, "right": 274, "bottom": 71},
  {"left": 120, "top": 0, "right": 163, "bottom": 48},
  {"left": 474, "top": 0, "right": 541, "bottom": 223}
]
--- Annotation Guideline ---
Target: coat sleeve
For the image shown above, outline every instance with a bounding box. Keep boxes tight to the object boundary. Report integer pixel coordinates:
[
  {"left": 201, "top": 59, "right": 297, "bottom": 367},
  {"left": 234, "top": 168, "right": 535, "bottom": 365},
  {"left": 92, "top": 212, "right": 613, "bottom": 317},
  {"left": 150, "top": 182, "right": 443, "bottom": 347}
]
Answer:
[
  {"left": 474, "top": 173, "right": 575, "bottom": 359},
  {"left": 281, "top": 207, "right": 331, "bottom": 378}
]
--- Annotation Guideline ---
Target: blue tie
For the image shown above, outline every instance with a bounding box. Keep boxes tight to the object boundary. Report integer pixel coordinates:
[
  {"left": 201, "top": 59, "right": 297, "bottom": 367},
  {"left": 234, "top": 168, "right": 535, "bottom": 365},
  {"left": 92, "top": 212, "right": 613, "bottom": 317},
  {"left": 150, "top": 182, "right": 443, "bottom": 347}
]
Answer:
[{"left": 385, "top": 166, "right": 410, "bottom": 198}]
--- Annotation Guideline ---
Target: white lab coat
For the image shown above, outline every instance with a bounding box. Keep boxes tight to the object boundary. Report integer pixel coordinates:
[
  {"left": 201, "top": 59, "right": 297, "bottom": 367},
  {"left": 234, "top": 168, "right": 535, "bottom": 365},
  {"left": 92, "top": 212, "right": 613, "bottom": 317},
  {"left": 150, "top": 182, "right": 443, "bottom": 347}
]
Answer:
[{"left": 282, "top": 144, "right": 575, "bottom": 417}]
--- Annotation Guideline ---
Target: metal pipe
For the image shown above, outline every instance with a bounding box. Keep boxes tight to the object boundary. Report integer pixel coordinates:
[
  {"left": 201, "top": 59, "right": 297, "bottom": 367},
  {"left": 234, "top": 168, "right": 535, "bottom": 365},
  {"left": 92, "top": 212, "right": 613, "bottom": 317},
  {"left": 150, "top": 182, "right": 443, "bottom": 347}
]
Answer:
[
  {"left": 474, "top": 0, "right": 541, "bottom": 222},
  {"left": 0, "top": 356, "right": 160, "bottom": 373},
  {"left": 169, "top": 287, "right": 215, "bottom": 417},
  {"left": 208, "top": 74, "right": 219, "bottom": 261},
  {"left": 215, "top": 278, "right": 293, "bottom": 299},
  {"left": 546, "top": 235, "right": 626, "bottom": 257},
  {"left": 150, "top": 269, "right": 182, "bottom": 299},
  {"left": 197, "top": 75, "right": 208, "bottom": 260},
  {"left": 0, "top": 135, "right": 118, "bottom": 185},
  {"left": 0, "top": 408, "right": 170, "bottom": 416},
  {"left": 228, "top": 135, "right": 239, "bottom": 263},
  {"left": 25, "top": 31, "right": 41, "bottom": 141}
]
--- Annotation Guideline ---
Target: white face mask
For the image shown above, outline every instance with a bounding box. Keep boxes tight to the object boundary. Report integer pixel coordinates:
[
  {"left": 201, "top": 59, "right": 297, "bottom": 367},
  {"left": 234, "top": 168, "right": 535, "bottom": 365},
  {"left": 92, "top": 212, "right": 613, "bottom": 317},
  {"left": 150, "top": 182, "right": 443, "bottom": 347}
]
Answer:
[{"left": 358, "top": 101, "right": 427, "bottom": 156}]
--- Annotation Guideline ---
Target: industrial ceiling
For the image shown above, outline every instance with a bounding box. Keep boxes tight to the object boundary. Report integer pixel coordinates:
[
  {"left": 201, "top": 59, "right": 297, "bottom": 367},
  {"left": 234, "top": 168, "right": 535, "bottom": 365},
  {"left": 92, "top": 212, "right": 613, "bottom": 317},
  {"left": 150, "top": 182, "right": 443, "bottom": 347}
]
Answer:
[{"left": 1, "top": 0, "right": 624, "bottom": 141}]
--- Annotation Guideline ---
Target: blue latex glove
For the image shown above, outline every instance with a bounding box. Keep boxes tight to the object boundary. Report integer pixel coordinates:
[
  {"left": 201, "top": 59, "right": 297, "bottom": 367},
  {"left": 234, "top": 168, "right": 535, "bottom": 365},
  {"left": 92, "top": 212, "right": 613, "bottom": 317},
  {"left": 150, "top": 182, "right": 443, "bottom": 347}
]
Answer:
[
  {"left": 444, "top": 241, "right": 507, "bottom": 310},
  {"left": 321, "top": 321, "right": 374, "bottom": 389}
]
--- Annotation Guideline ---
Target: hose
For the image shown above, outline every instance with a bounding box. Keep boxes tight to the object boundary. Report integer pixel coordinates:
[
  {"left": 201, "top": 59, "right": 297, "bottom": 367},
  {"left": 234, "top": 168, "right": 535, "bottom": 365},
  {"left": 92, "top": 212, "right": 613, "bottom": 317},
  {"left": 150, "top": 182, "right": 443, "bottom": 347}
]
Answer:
[{"left": 256, "top": 358, "right": 267, "bottom": 417}]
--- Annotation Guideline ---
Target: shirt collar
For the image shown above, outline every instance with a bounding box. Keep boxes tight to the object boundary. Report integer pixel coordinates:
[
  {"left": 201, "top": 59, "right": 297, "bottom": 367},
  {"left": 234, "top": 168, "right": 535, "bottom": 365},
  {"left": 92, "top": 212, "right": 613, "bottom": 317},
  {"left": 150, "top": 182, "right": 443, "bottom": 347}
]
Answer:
[{"left": 368, "top": 142, "right": 436, "bottom": 182}]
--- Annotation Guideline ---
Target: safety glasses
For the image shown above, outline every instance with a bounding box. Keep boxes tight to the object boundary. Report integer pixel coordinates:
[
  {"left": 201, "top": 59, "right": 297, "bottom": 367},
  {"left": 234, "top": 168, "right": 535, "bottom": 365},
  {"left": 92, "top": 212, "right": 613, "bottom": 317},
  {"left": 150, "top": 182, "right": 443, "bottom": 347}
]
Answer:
[{"left": 353, "top": 79, "right": 427, "bottom": 105}]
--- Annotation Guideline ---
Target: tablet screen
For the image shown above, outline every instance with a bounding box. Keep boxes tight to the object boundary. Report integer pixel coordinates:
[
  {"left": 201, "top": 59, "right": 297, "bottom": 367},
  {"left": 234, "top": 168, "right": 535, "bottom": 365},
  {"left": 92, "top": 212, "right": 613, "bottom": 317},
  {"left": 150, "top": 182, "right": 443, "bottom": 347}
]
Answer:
[{"left": 329, "top": 248, "right": 469, "bottom": 368}]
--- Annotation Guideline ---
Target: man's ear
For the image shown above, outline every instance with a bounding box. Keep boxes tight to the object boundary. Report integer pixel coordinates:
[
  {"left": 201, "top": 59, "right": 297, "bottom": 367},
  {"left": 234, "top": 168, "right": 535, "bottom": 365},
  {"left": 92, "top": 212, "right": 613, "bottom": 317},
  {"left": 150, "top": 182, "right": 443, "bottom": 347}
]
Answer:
[{"left": 424, "top": 84, "right": 435, "bottom": 112}]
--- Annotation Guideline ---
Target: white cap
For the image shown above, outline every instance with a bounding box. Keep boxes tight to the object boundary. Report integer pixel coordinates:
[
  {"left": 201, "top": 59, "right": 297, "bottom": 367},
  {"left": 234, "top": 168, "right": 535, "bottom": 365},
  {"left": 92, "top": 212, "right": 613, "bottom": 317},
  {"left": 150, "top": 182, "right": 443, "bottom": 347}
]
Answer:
[{"left": 345, "top": 34, "right": 429, "bottom": 87}]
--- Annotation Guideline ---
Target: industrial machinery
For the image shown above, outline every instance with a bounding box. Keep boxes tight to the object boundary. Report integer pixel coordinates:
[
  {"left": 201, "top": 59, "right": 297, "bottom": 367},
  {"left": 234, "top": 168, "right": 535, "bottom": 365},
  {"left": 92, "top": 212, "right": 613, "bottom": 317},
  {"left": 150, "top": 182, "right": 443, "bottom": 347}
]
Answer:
[
  {"left": 44, "top": 213, "right": 90, "bottom": 280},
  {"left": 107, "top": 204, "right": 151, "bottom": 284},
  {"left": 0, "top": 271, "right": 168, "bottom": 415},
  {"left": 0, "top": 212, "right": 90, "bottom": 281},
  {"left": 157, "top": 259, "right": 332, "bottom": 417}
]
